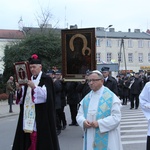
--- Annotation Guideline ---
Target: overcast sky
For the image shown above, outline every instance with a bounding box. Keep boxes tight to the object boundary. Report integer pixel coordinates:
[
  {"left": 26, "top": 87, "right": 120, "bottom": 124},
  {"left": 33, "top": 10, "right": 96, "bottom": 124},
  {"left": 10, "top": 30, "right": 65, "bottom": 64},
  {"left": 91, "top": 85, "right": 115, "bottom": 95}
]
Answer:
[{"left": 0, "top": 0, "right": 150, "bottom": 32}]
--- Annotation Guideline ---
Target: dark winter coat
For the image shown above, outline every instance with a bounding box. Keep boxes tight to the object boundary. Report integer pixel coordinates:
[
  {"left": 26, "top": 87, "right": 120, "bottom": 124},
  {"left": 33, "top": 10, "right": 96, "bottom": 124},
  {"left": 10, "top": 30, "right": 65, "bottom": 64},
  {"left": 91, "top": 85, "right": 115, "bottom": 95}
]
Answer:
[
  {"left": 53, "top": 79, "right": 62, "bottom": 109},
  {"left": 76, "top": 81, "right": 91, "bottom": 101},
  {"left": 66, "top": 81, "right": 80, "bottom": 105},
  {"left": 122, "top": 78, "right": 130, "bottom": 97},
  {"left": 130, "top": 77, "right": 143, "bottom": 95},
  {"left": 104, "top": 76, "right": 118, "bottom": 96},
  {"left": 60, "top": 81, "right": 67, "bottom": 107},
  {"left": 117, "top": 78, "right": 124, "bottom": 97}
]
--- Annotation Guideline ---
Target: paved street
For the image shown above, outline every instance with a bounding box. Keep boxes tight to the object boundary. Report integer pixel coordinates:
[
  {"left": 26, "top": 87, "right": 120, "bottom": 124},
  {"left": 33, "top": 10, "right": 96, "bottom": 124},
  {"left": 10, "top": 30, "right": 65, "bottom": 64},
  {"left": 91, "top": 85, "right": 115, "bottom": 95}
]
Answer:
[
  {"left": 0, "top": 100, "right": 19, "bottom": 118},
  {"left": 121, "top": 103, "right": 147, "bottom": 150},
  {"left": 0, "top": 100, "right": 148, "bottom": 150}
]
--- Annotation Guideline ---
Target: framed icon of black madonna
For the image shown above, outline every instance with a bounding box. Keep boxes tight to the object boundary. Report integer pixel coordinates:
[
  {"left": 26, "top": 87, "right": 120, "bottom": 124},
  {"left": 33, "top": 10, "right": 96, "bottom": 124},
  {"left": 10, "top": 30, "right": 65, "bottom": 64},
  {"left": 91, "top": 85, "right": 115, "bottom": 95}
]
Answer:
[
  {"left": 14, "top": 61, "right": 31, "bottom": 85},
  {"left": 61, "top": 28, "right": 96, "bottom": 81}
]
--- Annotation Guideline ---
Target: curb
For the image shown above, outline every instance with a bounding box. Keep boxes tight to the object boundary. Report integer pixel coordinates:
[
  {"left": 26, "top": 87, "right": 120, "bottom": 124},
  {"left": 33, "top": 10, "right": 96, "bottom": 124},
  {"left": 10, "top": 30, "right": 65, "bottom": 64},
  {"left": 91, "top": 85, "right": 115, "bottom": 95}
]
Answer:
[
  {"left": 0, "top": 112, "right": 19, "bottom": 118},
  {"left": 0, "top": 100, "right": 19, "bottom": 118}
]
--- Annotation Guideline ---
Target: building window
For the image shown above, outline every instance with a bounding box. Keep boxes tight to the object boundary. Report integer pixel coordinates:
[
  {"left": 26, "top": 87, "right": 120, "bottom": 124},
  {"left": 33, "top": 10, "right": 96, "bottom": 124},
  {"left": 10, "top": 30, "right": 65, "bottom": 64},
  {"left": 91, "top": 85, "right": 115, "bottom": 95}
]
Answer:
[
  {"left": 148, "top": 53, "right": 150, "bottom": 62},
  {"left": 138, "top": 40, "right": 144, "bottom": 48},
  {"left": 128, "top": 39, "right": 133, "bottom": 48},
  {"left": 106, "top": 39, "right": 111, "bottom": 47},
  {"left": 128, "top": 53, "right": 133, "bottom": 62},
  {"left": 118, "top": 52, "right": 122, "bottom": 62},
  {"left": 138, "top": 53, "right": 143, "bottom": 63},
  {"left": 96, "top": 52, "right": 101, "bottom": 63},
  {"left": 96, "top": 38, "right": 101, "bottom": 47},
  {"left": 107, "top": 53, "right": 112, "bottom": 62}
]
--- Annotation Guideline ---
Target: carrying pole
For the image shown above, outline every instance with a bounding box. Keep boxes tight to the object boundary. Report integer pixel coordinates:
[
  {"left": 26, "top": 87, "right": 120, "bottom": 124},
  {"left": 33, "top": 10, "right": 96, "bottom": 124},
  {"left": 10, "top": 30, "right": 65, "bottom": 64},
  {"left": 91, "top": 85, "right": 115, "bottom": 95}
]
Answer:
[{"left": 118, "top": 38, "right": 127, "bottom": 74}]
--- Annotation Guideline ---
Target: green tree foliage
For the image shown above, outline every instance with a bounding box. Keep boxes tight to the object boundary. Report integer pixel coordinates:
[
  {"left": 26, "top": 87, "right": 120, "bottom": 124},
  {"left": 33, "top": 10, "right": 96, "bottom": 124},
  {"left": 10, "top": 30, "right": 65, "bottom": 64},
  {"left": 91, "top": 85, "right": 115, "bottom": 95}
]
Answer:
[{"left": 3, "top": 30, "right": 61, "bottom": 84}]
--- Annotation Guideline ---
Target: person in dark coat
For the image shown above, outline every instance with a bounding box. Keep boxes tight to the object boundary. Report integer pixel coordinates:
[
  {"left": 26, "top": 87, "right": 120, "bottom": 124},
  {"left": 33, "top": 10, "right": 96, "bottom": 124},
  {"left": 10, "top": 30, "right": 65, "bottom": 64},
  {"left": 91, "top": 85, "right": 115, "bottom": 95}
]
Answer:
[
  {"left": 6, "top": 76, "right": 15, "bottom": 112},
  {"left": 54, "top": 70, "right": 67, "bottom": 131},
  {"left": 101, "top": 67, "right": 118, "bottom": 96},
  {"left": 66, "top": 81, "right": 80, "bottom": 126},
  {"left": 76, "top": 70, "right": 91, "bottom": 101},
  {"left": 122, "top": 76, "right": 130, "bottom": 105},
  {"left": 116, "top": 74, "right": 124, "bottom": 101},
  {"left": 53, "top": 71, "right": 62, "bottom": 135},
  {"left": 139, "top": 70, "right": 147, "bottom": 86},
  {"left": 129, "top": 72, "right": 144, "bottom": 109},
  {"left": 60, "top": 80, "right": 67, "bottom": 130},
  {"left": 12, "top": 54, "right": 60, "bottom": 150}
]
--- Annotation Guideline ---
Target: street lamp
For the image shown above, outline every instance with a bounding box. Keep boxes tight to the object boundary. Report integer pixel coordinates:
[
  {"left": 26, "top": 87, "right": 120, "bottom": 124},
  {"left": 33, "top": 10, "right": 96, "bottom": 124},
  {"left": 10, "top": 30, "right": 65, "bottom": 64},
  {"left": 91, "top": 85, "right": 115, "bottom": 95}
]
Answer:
[
  {"left": 104, "top": 25, "right": 113, "bottom": 37},
  {"left": 105, "top": 25, "right": 113, "bottom": 31},
  {"left": 104, "top": 25, "right": 113, "bottom": 62}
]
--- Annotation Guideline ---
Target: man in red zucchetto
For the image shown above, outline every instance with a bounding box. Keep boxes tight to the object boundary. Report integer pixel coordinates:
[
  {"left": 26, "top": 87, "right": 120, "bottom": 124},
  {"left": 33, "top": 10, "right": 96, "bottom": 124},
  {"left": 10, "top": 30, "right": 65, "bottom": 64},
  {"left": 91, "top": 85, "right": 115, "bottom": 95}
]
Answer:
[{"left": 12, "top": 54, "right": 60, "bottom": 150}]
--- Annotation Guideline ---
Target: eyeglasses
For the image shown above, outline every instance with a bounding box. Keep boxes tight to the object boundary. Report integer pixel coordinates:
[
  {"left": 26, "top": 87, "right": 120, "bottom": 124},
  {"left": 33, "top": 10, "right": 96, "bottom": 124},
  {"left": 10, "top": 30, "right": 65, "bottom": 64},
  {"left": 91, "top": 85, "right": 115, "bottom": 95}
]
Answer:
[{"left": 87, "top": 79, "right": 101, "bottom": 83}]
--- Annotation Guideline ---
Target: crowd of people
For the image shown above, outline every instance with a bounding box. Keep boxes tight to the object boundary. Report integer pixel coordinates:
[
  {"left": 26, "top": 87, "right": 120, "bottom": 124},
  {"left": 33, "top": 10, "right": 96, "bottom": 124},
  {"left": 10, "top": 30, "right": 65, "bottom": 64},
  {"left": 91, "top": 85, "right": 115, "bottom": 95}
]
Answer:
[
  {"left": 8, "top": 53, "right": 150, "bottom": 150},
  {"left": 45, "top": 66, "right": 149, "bottom": 137},
  {"left": 116, "top": 70, "right": 148, "bottom": 109}
]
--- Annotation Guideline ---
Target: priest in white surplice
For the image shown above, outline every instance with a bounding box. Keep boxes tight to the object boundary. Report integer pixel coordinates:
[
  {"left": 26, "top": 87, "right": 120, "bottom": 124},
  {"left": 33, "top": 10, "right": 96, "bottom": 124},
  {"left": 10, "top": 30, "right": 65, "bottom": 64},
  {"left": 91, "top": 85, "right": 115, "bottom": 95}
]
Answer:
[
  {"left": 139, "top": 81, "right": 150, "bottom": 150},
  {"left": 76, "top": 70, "right": 123, "bottom": 150}
]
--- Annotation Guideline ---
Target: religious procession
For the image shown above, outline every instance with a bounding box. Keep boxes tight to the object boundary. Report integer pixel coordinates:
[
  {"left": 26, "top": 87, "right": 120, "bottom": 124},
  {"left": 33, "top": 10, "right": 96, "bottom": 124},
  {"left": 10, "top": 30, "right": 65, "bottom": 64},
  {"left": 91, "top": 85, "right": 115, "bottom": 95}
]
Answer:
[{"left": 1, "top": 28, "right": 150, "bottom": 150}]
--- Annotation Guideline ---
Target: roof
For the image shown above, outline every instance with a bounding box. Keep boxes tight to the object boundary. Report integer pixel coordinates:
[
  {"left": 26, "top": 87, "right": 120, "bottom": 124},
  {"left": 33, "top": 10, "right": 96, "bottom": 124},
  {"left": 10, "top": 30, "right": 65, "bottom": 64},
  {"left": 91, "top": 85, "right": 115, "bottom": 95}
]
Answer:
[
  {"left": 0, "top": 27, "right": 150, "bottom": 40},
  {"left": 23, "top": 27, "right": 150, "bottom": 40},
  {"left": 96, "top": 28, "right": 150, "bottom": 39},
  {"left": 0, "top": 29, "right": 25, "bottom": 39},
  {"left": 23, "top": 27, "right": 61, "bottom": 35}
]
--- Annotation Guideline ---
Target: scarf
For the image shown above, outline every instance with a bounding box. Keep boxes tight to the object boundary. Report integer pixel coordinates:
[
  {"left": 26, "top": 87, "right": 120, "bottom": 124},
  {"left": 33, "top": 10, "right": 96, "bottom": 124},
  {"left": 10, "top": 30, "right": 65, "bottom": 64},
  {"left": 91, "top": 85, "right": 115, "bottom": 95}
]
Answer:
[
  {"left": 23, "top": 86, "right": 35, "bottom": 133},
  {"left": 23, "top": 72, "right": 41, "bottom": 133}
]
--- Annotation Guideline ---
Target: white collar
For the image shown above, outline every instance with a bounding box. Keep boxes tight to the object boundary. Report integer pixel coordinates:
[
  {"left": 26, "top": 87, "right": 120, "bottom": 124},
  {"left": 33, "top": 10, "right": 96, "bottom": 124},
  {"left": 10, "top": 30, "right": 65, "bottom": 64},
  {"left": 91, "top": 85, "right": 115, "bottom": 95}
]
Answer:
[
  {"left": 31, "top": 71, "right": 42, "bottom": 84},
  {"left": 91, "top": 85, "right": 104, "bottom": 96}
]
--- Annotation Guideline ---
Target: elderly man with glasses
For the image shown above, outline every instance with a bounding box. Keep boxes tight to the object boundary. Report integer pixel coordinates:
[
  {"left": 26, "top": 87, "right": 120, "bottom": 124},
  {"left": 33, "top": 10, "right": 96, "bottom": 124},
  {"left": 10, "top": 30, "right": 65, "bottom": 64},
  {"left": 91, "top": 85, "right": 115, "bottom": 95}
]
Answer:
[{"left": 76, "top": 70, "right": 123, "bottom": 150}]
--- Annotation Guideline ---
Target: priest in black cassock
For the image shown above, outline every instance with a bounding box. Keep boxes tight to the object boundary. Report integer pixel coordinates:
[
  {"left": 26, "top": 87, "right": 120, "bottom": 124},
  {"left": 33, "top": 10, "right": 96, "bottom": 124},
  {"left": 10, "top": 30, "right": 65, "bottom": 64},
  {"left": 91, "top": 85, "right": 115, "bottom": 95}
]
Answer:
[{"left": 12, "top": 54, "right": 60, "bottom": 150}]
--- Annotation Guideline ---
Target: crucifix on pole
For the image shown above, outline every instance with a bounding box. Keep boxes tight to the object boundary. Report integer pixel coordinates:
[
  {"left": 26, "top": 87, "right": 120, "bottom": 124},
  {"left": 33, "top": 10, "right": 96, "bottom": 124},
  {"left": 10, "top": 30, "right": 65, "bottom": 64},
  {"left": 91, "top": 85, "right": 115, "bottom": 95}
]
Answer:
[{"left": 118, "top": 37, "right": 127, "bottom": 74}]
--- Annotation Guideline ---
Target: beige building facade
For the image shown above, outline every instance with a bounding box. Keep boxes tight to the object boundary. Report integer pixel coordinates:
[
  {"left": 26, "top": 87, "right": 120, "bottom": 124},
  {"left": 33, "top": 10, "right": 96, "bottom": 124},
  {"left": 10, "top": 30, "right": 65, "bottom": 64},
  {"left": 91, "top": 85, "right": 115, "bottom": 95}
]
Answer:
[
  {"left": 0, "top": 27, "right": 150, "bottom": 75},
  {"left": 96, "top": 27, "right": 150, "bottom": 73},
  {"left": 0, "top": 30, "right": 24, "bottom": 74}
]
